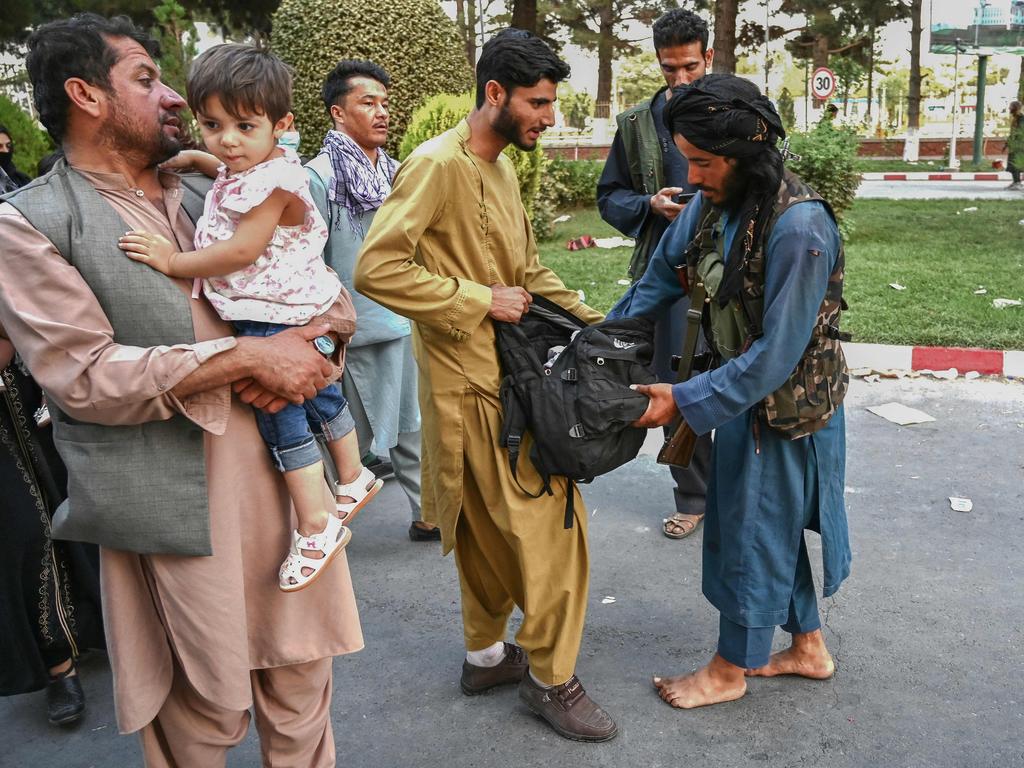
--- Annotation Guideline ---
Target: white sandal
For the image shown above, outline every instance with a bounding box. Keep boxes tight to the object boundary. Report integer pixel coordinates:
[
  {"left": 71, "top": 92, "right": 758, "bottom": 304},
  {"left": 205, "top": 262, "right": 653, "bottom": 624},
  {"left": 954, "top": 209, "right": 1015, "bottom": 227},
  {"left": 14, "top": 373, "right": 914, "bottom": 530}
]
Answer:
[
  {"left": 279, "top": 514, "right": 351, "bottom": 592},
  {"left": 335, "top": 466, "right": 383, "bottom": 525}
]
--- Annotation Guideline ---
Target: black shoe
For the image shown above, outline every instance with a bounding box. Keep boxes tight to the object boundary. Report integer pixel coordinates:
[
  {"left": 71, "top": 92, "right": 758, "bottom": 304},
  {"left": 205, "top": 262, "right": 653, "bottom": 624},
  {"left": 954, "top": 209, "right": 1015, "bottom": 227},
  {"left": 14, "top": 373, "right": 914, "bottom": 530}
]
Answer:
[
  {"left": 408, "top": 522, "right": 442, "bottom": 542},
  {"left": 518, "top": 673, "right": 618, "bottom": 742},
  {"left": 47, "top": 669, "right": 85, "bottom": 725},
  {"left": 364, "top": 454, "right": 395, "bottom": 481},
  {"left": 460, "top": 643, "right": 529, "bottom": 695}
]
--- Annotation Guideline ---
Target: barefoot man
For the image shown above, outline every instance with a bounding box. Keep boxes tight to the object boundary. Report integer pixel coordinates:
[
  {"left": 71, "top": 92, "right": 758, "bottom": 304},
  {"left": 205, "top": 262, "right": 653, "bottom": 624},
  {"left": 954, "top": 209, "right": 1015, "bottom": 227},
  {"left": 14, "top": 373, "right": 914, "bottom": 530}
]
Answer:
[{"left": 607, "top": 74, "right": 851, "bottom": 708}]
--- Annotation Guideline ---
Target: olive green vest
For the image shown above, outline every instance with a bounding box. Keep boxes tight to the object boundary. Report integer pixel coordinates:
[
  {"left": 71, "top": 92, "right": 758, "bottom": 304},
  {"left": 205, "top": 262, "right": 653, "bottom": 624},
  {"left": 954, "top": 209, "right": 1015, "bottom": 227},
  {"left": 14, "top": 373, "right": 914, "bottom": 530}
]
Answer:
[
  {"left": 615, "top": 89, "right": 667, "bottom": 280},
  {"left": 687, "top": 171, "right": 849, "bottom": 439},
  {"left": 3, "top": 164, "right": 216, "bottom": 555}
]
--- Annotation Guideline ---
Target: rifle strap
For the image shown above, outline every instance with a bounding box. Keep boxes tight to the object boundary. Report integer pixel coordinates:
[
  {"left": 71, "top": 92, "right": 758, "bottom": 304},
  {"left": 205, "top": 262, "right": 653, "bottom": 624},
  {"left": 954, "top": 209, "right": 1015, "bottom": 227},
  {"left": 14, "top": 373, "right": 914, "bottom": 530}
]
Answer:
[{"left": 676, "top": 277, "right": 708, "bottom": 385}]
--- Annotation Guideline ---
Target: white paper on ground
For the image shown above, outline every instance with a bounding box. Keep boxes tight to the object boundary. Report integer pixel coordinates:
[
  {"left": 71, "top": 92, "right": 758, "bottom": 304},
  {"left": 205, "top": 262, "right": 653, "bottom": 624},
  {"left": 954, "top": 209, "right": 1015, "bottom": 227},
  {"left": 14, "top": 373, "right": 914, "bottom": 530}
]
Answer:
[
  {"left": 601, "top": 596, "right": 617, "bottom": 604},
  {"left": 593, "top": 236, "right": 635, "bottom": 249},
  {"left": 553, "top": 214, "right": 571, "bottom": 223},
  {"left": 889, "top": 282, "right": 907, "bottom": 291},
  {"left": 949, "top": 497, "right": 973, "bottom": 513},
  {"left": 866, "top": 402, "right": 937, "bottom": 425},
  {"left": 616, "top": 278, "right": 630, "bottom": 286},
  {"left": 993, "top": 298, "right": 1022, "bottom": 309}
]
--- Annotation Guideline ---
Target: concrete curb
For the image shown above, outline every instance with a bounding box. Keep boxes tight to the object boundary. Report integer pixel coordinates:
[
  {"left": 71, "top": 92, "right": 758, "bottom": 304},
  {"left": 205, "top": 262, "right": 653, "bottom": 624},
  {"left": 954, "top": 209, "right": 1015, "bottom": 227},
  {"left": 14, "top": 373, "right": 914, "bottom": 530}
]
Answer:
[
  {"left": 844, "top": 341, "right": 1024, "bottom": 377},
  {"left": 861, "top": 171, "right": 1012, "bottom": 182}
]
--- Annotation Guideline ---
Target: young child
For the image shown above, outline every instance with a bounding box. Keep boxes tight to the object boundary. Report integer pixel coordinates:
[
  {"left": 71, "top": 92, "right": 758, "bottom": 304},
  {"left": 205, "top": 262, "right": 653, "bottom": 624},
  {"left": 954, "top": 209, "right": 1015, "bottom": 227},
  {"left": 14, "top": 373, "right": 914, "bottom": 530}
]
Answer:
[{"left": 118, "top": 44, "right": 380, "bottom": 592}]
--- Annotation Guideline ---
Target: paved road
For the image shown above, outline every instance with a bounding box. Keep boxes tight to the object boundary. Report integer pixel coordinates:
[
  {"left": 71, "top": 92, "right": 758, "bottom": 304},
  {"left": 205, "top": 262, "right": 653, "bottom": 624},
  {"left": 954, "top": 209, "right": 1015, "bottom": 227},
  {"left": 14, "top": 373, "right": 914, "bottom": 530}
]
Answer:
[
  {"left": 857, "top": 179, "right": 1024, "bottom": 200},
  {"left": 3, "top": 376, "right": 1022, "bottom": 768}
]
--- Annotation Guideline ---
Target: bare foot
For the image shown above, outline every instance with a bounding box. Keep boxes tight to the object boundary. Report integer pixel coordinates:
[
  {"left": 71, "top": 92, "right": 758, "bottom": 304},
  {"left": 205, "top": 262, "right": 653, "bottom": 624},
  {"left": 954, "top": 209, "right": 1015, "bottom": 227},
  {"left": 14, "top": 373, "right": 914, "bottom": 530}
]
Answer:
[
  {"left": 745, "top": 629, "right": 835, "bottom": 679},
  {"left": 652, "top": 654, "right": 746, "bottom": 709}
]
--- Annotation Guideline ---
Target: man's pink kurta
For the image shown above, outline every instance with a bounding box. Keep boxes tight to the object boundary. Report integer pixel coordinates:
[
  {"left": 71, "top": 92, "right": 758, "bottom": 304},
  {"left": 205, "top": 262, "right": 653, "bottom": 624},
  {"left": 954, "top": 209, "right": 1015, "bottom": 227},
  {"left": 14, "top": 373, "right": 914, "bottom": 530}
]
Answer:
[{"left": 0, "top": 168, "right": 363, "bottom": 734}]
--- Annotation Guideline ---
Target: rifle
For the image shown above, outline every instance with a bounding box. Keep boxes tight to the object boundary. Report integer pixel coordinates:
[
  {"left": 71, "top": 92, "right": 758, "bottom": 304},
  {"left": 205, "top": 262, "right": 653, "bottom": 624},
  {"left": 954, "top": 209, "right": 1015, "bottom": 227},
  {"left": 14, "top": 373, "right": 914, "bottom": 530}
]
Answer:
[{"left": 656, "top": 271, "right": 707, "bottom": 469}]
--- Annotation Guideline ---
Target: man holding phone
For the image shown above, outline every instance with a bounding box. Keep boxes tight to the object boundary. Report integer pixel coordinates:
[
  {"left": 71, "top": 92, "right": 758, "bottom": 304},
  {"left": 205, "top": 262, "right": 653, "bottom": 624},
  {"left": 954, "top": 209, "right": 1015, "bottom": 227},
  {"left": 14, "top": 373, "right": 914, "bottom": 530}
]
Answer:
[{"left": 597, "top": 8, "right": 714, "bottom": 541}]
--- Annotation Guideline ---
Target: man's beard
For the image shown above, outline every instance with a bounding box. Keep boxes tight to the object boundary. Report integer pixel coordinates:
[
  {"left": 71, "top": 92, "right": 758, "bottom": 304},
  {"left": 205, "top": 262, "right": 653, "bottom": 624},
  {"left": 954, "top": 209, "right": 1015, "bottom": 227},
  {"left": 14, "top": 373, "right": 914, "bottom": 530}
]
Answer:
[
  {"left": 714, "top": 165, "right": 750, "bottom": 211},
  {"left": 102, "top": 97, "right": 182, "bottom": 167},
  {"left": 492, "top": 101, "right": 537, "bottom": 152}
]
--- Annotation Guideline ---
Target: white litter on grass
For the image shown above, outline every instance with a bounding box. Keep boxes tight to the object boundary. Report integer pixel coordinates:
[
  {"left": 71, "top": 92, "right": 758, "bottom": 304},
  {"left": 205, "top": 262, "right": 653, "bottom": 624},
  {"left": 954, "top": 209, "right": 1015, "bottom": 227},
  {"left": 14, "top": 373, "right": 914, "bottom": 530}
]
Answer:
[
  {"left": 866, "top": 402, "right": 937, "bottom": 425},
  {"left": 993, "top": 298, "right": 1022, "bottom": 309},
  {"left": 616, "top": 278, "right": 631, "bottom": 286},
  {"left": 593, "top": 236, "right": 635, "bottom": 249},
  {"left": 577, "top": 289, "right": 586, "bottom": 301},
  {"left": 963, "top": 206, "right": 978, "bottom": 212},
  {"left": 949, "top": 497, "right": 974, "bottom": 513},
  {"left": 553, "top": 214, "right": 572, "bottom": 224},
  {"left": 974, "top": 288, "right": 988, "bottom": 295},
  {"left": 601, "top": 596, "right": 617, "bottom": 604},
  {"left": 889, "top": 282, "right": 907, "bottom": 291}
]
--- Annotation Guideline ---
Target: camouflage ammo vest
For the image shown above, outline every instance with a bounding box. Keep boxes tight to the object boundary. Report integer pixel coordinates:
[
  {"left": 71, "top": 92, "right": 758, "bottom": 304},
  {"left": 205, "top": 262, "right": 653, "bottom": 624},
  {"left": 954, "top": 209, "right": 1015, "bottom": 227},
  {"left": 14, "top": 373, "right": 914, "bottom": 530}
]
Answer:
[{"left": 686, "top": 170, "right": 850, "bottom": 439}]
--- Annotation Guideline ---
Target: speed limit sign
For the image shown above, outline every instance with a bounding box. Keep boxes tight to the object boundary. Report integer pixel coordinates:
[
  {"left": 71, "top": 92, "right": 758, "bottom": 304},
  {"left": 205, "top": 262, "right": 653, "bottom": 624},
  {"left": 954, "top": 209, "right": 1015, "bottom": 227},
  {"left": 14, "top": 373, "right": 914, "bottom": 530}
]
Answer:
[{"left": 811, "top": 67, "right": 836, "bottom": 100}]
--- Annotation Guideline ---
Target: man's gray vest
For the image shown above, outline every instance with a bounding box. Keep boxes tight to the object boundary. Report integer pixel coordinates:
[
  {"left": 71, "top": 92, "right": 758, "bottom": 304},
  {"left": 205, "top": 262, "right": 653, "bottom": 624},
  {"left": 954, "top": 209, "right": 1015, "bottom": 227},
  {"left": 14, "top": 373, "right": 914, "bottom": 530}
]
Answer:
[
  {"left": 3, "top": 164, "right": 216, "bottom": 556},
  {"left": 615, "top": 88, "right": 667, "bottom": 281}
]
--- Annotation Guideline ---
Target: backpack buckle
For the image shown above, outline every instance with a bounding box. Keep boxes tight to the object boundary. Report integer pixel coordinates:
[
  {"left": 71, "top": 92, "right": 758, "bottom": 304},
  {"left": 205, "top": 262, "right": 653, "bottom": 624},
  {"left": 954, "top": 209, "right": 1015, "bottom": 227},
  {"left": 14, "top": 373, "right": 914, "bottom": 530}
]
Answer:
[
  {"left": 569, "top": 424, "right": 586, "bottom": 438},
  {"left": 506, "top": 434, "right": 521, "bottom": 451},
  {"left": 560, "top": 368, "right": 578, "bottom": 381}
]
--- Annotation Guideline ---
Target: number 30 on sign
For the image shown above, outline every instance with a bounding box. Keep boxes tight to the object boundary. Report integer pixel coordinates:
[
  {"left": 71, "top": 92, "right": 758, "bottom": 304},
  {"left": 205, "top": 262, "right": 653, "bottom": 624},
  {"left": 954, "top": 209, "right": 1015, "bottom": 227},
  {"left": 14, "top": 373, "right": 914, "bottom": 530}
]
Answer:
[{"left": 811, "top": 67, "right": 836, "bottom": 100}]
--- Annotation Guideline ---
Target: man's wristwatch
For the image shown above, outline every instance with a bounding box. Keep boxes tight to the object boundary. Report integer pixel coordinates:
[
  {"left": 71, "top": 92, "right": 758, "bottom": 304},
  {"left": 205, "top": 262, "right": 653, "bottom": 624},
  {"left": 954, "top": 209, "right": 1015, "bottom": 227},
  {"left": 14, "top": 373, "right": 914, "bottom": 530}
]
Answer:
[{"left": 312, "top": 335, "right": 336, "bottom": 358}]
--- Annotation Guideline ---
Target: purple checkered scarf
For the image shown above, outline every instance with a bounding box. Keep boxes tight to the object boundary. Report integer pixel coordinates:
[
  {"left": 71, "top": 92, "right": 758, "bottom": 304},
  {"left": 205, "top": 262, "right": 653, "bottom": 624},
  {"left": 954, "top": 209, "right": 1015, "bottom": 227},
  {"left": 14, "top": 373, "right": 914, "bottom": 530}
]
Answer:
[{"left": 321, "top": 129, "right": 397, "bottom": 234}]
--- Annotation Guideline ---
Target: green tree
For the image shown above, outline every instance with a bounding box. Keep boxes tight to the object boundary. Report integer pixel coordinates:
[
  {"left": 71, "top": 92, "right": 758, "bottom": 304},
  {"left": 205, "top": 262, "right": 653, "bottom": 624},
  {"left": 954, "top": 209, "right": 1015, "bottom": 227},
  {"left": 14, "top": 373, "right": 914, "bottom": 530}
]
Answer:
[
  {"left": 776, "top": 87, "right": 796, "bottom": 129},
  {"left": 831, "top": 55, "right": 865, "bottom": 116},
  {"left": 0, "top": 94, "right": 54, "bottom": 176},
  {"left": 272, "top": 0, "right": 474, "bottom": 157},
  {"left": 559, "top": 85, "right": 593, "bottom": 131},
  {"left": 549, "top": 0, "right": 683, "bottom": 118},
  {"left": 151, "top": 0, "right": 197, "bottom": 100},
  {"left": 614, "top": 51, "right": 664, "bottom": 110}
]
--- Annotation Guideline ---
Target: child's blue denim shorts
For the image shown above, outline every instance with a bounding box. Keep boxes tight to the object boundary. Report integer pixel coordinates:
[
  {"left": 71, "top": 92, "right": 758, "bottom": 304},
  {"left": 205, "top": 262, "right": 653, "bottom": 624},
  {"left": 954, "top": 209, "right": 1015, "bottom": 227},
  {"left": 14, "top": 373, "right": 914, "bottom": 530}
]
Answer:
[{"left": 233, "top": 320, "right": 355, "bottom": 472}]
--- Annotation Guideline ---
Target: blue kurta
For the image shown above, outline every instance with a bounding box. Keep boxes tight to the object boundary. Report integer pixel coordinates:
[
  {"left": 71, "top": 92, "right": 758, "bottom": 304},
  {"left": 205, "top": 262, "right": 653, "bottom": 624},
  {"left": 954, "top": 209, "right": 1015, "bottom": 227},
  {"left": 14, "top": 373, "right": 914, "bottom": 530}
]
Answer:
[{"left": 608, "top": 193, "right": 851, "bottom": 627}]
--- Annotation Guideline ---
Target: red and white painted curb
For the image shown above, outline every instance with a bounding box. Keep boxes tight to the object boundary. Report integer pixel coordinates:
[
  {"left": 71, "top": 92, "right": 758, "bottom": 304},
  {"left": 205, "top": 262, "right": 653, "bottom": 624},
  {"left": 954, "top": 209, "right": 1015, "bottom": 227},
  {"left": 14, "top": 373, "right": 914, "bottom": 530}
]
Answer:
[
  {"left": 844, "top": 342, "right": 1024, "bottom": 378},
  {"left": 861, "top": 171, "right": 1012, "bottom": 182}
]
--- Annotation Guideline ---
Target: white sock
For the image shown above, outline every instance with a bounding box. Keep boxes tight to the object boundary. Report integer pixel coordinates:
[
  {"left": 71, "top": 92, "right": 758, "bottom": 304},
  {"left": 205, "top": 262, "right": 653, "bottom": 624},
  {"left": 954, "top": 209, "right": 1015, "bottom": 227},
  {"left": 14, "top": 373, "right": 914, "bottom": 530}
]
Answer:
[
  {"left": 529, "top": 670, "right": 554, "bottom": 689},
  {"left": 466, "top": 641, "right": 505, "bottom": 667}
]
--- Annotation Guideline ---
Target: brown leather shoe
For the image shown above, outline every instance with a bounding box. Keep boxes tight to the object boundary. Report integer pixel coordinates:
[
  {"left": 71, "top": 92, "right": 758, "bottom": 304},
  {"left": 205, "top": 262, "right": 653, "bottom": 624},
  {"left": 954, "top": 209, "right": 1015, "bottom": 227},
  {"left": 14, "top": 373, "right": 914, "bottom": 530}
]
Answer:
[
  {"left": 460, "top": 642, "right": 529, "bottom": 695},
  {"left": 519, "top": 673, "right": 618, "bottom": 742}
]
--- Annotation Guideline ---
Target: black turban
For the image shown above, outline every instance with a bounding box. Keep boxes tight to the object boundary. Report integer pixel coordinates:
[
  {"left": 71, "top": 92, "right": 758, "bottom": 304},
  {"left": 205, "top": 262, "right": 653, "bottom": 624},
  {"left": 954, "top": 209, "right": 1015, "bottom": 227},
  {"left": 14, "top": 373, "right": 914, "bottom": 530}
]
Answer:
[{"left": 663, "top": 74, "right": 785, "bottom": 157}]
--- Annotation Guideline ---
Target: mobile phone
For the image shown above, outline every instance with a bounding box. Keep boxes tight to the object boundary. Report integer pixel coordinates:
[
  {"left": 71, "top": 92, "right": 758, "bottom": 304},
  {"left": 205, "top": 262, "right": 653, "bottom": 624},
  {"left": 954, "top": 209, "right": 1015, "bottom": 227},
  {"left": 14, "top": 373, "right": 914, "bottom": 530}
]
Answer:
[{"left": 672, "top": 191, "right": 696, "bottom": 204}]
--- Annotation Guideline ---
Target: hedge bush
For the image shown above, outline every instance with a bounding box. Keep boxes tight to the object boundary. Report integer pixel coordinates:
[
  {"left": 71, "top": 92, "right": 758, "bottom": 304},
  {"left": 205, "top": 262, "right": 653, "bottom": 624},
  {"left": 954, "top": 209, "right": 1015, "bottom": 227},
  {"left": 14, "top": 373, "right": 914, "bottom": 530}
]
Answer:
[
  {"left": 271, "top": 0, "right": 473, "bottom": 157},
  {"left": 0, "top": 95, "right": 54, "bottom": 179},
  {"left": 787, "top": 121, "right": 860, "bottom": 235},
  {"left": 398, "top": 92, "right": 548, "bottom": 236},
  {"left": 543, "top": 158, "right": 604, "bottom": 209}
]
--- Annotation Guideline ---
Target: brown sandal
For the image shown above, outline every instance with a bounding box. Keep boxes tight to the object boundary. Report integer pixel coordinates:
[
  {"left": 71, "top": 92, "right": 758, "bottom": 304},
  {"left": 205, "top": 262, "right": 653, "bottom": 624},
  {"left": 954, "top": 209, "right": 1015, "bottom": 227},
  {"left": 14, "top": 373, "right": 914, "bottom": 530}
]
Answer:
[{"left": 662, "top": 512, "right": 704, "bottom": 539}]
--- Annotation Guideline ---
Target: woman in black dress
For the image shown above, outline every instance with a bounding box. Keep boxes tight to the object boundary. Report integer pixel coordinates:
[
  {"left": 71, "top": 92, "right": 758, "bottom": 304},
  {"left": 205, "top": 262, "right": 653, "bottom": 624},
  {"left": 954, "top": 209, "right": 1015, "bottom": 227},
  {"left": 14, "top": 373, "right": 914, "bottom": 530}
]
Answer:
[{"left": 0, "top": 337, "right": 104, "bottom": 724}]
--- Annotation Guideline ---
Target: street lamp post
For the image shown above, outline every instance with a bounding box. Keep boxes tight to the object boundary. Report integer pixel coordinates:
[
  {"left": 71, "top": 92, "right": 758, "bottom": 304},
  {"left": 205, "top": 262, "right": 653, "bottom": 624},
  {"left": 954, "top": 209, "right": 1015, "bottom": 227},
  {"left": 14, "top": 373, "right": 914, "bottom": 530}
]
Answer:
[{"left": 948, "top": 38, "right": 964, "bottom": 170}]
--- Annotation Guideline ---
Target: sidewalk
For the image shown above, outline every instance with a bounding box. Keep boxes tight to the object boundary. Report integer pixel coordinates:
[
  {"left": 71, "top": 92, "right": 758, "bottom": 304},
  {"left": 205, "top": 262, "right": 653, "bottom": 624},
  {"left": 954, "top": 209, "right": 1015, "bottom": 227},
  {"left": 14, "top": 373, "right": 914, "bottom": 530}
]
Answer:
[
  {"left": 860, "top": 171, "right": 1013, "bottom": 182},
  {"left": 844, "top": 341, "right": 1024, "bottom": 378},
  {"left": 1, "top": 376, "right": 1022, "bottom": 768}
]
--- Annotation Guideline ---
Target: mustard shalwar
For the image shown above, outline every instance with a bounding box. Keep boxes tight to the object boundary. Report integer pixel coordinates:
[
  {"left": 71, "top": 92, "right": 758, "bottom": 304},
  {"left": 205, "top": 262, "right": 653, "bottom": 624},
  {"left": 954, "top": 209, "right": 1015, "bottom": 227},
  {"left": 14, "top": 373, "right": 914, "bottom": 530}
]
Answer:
[{"left": 355, "top": 120, "right": 603, "bottom": 684}]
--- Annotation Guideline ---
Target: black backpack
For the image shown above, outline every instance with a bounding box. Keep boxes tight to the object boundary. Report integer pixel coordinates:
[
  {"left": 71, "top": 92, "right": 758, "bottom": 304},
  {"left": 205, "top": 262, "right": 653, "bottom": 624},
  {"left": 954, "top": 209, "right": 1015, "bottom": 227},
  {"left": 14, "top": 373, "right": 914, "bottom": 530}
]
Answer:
[{"left": 495, "top": 294, "right": 657, "bottom": 529}]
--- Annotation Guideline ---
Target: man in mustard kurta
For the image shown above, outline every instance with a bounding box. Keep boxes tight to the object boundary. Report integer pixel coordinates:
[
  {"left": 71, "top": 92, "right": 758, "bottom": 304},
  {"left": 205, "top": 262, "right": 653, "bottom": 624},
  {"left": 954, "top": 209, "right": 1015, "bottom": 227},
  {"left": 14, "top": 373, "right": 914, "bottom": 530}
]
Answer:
[{"left": 355, "top": 29, "right": 616, "bottom": 742}]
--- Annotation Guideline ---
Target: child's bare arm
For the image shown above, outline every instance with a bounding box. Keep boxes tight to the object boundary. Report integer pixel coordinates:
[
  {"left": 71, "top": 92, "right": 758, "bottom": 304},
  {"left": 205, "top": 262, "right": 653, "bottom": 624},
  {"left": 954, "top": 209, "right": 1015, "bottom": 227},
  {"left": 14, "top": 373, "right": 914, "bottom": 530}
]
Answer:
[
  {"left": 118, "top": 189, "right": 297, "bottom": 278},
  {"left": 160, "top": 149, "right": 221, "bottom": 179}
]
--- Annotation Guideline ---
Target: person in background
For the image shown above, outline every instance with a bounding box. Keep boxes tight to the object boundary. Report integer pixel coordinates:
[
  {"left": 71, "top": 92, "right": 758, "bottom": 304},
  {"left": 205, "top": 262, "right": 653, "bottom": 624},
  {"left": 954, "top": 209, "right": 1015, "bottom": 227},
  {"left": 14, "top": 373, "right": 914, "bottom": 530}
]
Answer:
[
  {"left": 305, "top": 59, "right": 437, "bottom": 542},
  {"left": 597, "top": 8, "right": 714, "bottom": 542},
  {"left": 0, "top": 125, "right": 32, "bottom": 192},
  {"left": 1005, "top": 100, "right": 1023, "bottom": 191},
  {"left": 0, "top": 332, "right": 105, "bottom": 726}
]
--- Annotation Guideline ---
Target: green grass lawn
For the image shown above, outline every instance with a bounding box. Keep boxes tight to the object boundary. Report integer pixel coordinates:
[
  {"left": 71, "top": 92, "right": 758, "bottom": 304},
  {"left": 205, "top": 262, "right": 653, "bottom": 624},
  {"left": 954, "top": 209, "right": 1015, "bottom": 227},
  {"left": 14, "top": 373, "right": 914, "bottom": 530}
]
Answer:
[{"left": 537, "top": 200, "right": 1024, "bottom": 350}]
